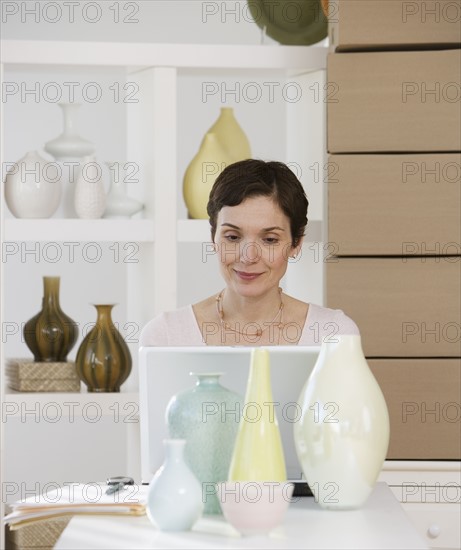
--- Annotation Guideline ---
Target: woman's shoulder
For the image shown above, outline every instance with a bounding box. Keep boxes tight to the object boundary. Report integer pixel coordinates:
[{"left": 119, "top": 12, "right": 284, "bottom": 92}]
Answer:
[
  {"left": 299, "top": 303, "right": 360, "bottom": 345},
  {"left": 139, "top": 305, "right": 202, "bottom": 346}
]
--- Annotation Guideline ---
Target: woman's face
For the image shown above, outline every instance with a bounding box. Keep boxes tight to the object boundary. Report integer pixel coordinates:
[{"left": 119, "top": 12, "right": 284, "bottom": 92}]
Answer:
[{"left": 214, "top": 195, "right": 299, "bottom": 298}]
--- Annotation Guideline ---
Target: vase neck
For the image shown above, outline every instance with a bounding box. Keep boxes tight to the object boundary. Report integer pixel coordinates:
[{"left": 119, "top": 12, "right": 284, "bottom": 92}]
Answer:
[
  {"left": 60, "top": 103, "right": 80, "bottom": 136},
  {"left": 43, "top": 277, "right": 61, "bottom": 307},
  {"left": 193, "top": 373, "right": 222, "bottom": 387},
  {"left": 245, "top": 349, "right": 273, "bottom": 402},
  {"left": 164, "top": 440, "right": 186, "bottom": 463},
  {"left": 94, "top": 305, "right": 115, "bottom": 325}
]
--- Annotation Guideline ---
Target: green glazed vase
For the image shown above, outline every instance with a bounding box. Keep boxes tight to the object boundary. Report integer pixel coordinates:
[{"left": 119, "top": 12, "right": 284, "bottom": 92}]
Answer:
[
  {"left": 76, "top": 304, "right": 132, "bottom": 392},
  {"left": 166, "top": 373, "right": 243, "bottom": 514},
  {"left": 23, "top": 276, "right": 78, "bottom": 362}
]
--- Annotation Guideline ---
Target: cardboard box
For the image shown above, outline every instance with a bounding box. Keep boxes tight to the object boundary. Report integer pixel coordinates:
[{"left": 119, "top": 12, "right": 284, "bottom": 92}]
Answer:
[
  {"left": 326, "top": 257, "right": 461, "bottom": 357},
  {"left": 328, "top": 153, "right": 461, "bottom": 255},
  {"left": 369, "top": 358, "right": 461, "bottom": 459},
  {"left": 327, "top": 50, "right": 461, "bottom": 153},
  {"left": 328, "top": 0, "right": 461, "bottom": 51}
]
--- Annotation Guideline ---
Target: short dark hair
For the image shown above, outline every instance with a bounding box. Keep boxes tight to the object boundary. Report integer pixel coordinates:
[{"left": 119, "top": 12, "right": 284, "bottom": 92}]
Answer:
[{"left": 207, "top": 159, "right": 308, "bottom": 247}]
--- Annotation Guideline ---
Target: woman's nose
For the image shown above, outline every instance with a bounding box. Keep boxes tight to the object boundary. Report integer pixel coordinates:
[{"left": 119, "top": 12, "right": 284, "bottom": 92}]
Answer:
[{"left": 240, "top": 241, "right": 260, "bottom": 264}]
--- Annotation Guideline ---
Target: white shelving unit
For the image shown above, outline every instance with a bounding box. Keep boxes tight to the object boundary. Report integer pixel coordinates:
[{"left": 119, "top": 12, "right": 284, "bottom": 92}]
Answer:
[{"left": 0, "top": 40, "right": 328, "bottom": 541}]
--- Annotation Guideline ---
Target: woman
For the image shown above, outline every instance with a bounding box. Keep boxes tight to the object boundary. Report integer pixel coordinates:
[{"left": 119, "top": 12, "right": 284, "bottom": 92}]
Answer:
[{"left": 140, "top": 159, "right": 359, "bottom": 346}]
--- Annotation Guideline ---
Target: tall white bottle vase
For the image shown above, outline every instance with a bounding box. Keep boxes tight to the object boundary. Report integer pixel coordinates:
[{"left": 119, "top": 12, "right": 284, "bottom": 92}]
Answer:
[
  {"left": 4, "top": 150, "right": 62, "bottom": 218},
  {"left": 44, "top": 103, "right": 95, "bottom": 161},
  {"left": 74, "top": 157, "right": 106, "bottom": 219},
  {"left": 103, "top": 161, "right": 143, "bottom": 219}
]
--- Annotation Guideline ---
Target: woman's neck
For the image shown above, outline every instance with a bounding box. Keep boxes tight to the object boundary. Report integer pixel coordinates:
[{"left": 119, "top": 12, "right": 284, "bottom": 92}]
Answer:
[{"left": 219, "top": 287, "right": 283, "bottom": 326}]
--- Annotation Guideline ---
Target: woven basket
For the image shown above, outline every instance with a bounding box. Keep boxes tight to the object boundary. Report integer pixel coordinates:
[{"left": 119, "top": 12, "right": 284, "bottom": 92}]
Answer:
[
  {"left": 5, "top": 517, "right": 71, "bottom": 550},
  {"left": 6, "top": 359, "right": 80, "bottom": 393}
]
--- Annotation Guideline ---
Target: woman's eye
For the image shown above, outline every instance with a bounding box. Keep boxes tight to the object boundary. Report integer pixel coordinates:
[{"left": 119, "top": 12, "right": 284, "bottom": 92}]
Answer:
[
  {"left": 224, "top": 235, "right": 240, "bottom": 242},
  {"left": 264, "top": 237, "right": 279, "bottom": 244}
]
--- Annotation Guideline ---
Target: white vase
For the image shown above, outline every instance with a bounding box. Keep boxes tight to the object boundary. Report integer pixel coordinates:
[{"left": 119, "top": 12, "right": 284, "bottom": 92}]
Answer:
[
  {"left": 205, "top": 107, "right": 251, "bottom": 162},
  {"left": 293, "top": 335, "right": 390, "bottom": 510},
  {"left": 44, "top": 103, "right": 95, "bottom": 161},
  {"left": 74, "top": 156, "right": 106, "bottom": 219},
  {"left": 146, "top": 439, "right": 204, "bottom": 531},
  {"left": 4, "top": 150, "right": 61, "bottom": 218},
  {"left": 103, "top": 161, "right": 143, "bottom": 219},
  {"left": 183, "top": 132, "right": 233, "bottom": 219}
]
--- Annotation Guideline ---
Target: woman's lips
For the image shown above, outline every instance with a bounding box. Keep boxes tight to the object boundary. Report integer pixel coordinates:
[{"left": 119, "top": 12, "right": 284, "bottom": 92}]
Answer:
[{"left": 234, "top": 270, "right": 263, "bottom": 281}]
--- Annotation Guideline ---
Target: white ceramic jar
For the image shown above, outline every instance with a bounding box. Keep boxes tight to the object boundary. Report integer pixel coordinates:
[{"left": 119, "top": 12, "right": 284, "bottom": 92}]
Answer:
[
  {"left": 4, "top": 150, "right": 61, "bottom": 218},
  {"left": 74, "top": 156, "right": 106, "bottom": 219}
]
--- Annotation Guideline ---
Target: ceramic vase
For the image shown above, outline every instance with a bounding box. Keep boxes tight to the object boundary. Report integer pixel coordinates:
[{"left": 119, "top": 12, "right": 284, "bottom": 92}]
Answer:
[
  {"left": 293, "top": 335, "right": 390, "bottom": 510},
  {"left": 23, "top": 277, "right": 78, "bottom": 362},
  {"left": 103, "top": 161, "right": 143, "bottom": 219},
  {"left": 74, "top": 156, "right": 106, "bottom": 219},
  {"left": 228, "top": 348, "right": 287, "bottom": 481},
  {"left": 183, "top": 132, "right": 233, "bottom": 219},
  {"left": 146, "top": 439, "right": 204, "bottom": 531},
  {"left": 75, "top": 305, "right": 132, "bottom": 392},
  {"left": 166, "top": 373, "right": 243, "bottom": 514},
  {"left": 205, "top": 107, "right": 251, "bottom": 162},
  {"left": 4, "top": 150, "right": 61, "bottom": 218},
  {"left": 44, "top": 103, "right": 95, "bottom": 161}
]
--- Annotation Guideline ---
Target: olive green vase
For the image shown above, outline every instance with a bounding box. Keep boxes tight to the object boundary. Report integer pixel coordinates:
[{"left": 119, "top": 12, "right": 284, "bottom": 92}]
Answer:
[
  {"left": 23, "top": 276, "right": 78, "bottom": 362},
  {"left": 76, "top": 304, "right": 132, "bottom": 392}
]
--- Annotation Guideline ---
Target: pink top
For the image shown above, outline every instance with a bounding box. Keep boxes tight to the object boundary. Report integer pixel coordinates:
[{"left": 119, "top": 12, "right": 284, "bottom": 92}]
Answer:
[{"left": 140, "top": 303, "right": 359, "bottom": 346}]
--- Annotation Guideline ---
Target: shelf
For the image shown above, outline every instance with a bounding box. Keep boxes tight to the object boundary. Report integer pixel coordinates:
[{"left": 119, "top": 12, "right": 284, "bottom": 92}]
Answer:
[
  {"left": 3, "top": 391, "right": 139, "bottom": 419},
  {"left": 1, "top": 40, "right": 327, "bottom": 72},
  {"left": 4, "top": 219, "right": 155, "bottom": 242}
]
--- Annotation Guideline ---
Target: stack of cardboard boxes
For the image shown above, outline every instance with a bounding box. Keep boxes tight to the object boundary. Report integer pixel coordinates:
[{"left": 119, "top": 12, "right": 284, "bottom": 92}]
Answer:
[{"left": 326, "top": 0, "right": 461, "bottom": 459}]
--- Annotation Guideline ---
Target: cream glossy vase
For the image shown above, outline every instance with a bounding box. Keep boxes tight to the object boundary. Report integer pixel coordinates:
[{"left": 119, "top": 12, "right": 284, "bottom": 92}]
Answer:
[
  {"left": 183, "top": 132, "right": 233, "bottom": 219},
  {"left": 4, "top": 151, "right": 61, "bottom": 218},
  {"left": 228, "top": 348, "right": 286, "bottom": 481},
  {"left": 294, "top": 335, "right": 390, "bottom": 510},
  {"left": 205, "top": 107, "right": 251, "bottom": 162}
]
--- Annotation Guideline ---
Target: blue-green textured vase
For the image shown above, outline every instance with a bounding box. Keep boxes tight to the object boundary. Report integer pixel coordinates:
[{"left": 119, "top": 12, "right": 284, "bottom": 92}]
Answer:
[{"left": 166, "top": 373, "right": 243, "bottom": 514}]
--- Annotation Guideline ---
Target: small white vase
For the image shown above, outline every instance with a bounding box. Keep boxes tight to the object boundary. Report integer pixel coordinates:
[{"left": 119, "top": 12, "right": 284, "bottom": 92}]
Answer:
[
  {"left": 103, "top": 161, "right": 143, "bottom": 219},
  {"left": 146, "top": 439, "right": 204, "bottom": 531},
  {"left": 294, "top": 335, "right": 390, "bottom": 510},
  {"left": 4, "top": 150, "right": 61, "bottom": 218},
  {"left": 74, "top": 156, "right": 106, "bottom": 219},
  {"left": 44, "top": 103, "right": 95, "bottom": 161}
]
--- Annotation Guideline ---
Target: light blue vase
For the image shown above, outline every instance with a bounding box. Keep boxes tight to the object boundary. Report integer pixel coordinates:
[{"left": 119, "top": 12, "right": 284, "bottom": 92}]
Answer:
[
  {"left": 146, "top": 439, "right": 203, "bottom": 531},
  {"left": 166, "top": 372, "right": 243, "bottom": 514}
]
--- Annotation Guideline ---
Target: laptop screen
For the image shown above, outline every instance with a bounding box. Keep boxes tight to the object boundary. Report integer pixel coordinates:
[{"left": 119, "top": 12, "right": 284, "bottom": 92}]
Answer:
[{"left": 138, "top": 346, "right": 320, "bottom": 484}]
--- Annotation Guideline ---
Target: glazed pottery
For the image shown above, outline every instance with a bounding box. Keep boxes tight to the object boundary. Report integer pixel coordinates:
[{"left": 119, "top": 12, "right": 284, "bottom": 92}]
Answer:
[
  {"left": 4, "top": 150, "right": 61, "bottom": 218},
  {"left": 228, "top": 348, "right": 287, "bottom": 481},
  {"left": 103, "top": 161, "right": 143, "bottom": 219},
  {"left": 146, "top": 439, "right": 204, "bottom": 531},
  {"left": 74, "top": 156, "right": 106, "bottom": 219},
  {"left": 44, "top": 103, "right": 95, "bottom": 160},
  {"left": 166, "top": 373, "right": 243, "bottom": 514},
  {"left": 75, "top": 305, "right": 132, "bottom": 392},
  {"left": 23, "top": 277, "right": 78, "bottom": 362},
  {"left": 217, "top": 481, "right": 294, "bottom": 535},
  {"left": 293, "top": 335, "right": 390, "bottom": 509},
  {"left": 205, "top": 107, "right": 251, "bottom": 162},
  {"left": 183, "top": 132, "right": 233, "bottom": 219}
]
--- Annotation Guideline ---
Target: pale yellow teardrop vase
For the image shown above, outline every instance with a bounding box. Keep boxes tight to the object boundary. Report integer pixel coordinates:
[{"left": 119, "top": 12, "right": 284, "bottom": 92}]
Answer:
[
  {"left": 206, "top": 107, "right": 251, "bottom": 162},
  {"left": 183, "top": 132, "right": 233, "bottom": 219},
  {"left": 228, "top": 348, "right": 287, "bottom": 481}
]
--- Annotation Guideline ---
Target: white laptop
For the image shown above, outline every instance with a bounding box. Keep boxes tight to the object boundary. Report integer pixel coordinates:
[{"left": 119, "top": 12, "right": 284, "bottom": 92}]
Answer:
[{"left": 138, "top": 346, "right": 320, "bottom": 485}]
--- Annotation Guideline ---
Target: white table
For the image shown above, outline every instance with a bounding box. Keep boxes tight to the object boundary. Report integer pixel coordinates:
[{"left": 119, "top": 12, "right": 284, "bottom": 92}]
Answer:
[{"left": 54, "top": 483, "right": 428, "bottom": 549}]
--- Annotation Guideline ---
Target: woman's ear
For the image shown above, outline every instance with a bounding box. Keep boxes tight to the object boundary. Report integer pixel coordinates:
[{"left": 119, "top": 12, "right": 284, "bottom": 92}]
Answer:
[{"left": 291, "top": 236, "right": 304, "bottom": 259}]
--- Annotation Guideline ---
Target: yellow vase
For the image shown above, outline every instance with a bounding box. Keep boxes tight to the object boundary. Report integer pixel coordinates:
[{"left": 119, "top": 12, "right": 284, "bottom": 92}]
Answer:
[
  {"left": 228, "top": 348, "right": 287, "bottom": 481},
  {"left": 205, "top": 107, "right": 251, "bottom": 162},
  {"left": 183, "top": 132, "right": 233, "bottom": 219}
]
